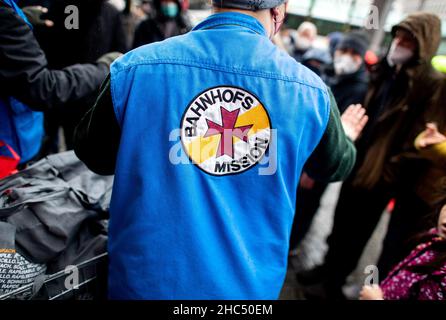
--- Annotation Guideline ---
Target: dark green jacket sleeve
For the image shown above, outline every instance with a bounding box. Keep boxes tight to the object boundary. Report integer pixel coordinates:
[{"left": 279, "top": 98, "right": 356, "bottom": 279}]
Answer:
[
  {"left": 305, "top": 90, "right": 357, "bottom": 182},
  {"left": 74, "top": 75, "right": 120, "bottom": 175}
]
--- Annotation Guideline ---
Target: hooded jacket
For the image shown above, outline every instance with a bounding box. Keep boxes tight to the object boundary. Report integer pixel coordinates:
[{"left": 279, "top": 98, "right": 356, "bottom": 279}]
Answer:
[{"left": 353, "top": 12, "right": 445, "bottom": 198}]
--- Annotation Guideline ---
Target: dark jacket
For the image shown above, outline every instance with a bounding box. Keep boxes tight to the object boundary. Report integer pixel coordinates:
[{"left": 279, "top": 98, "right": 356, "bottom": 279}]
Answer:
[
  {"left": 31, "top": 0, "right": 129, "bottom": 149},
  {"left": 353, "top": 12, "right": 445, "bottom": 198},
  {"left": 413, "top": 81, "right": 446, "bottom": 207},
  {"left": 132, "top": 0, "right": 191, "bottom": 48},
  {"left": 0, "top": 1, "right": 109, "bottom": 110},
  {"left": 35, "top": 0, "right": 128, "bottom": 68},
  {"left": 329, "top": 65, "right": 369, "bottom": 113}
]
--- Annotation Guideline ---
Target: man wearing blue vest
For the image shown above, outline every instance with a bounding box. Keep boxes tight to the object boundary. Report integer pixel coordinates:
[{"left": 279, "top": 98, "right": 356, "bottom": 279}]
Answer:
[
  {"left": 74, "top": 0, "right": 367, "bottom": 299},
  {"left": 0, "top": 0, "right": 120, "bottom": 165}
]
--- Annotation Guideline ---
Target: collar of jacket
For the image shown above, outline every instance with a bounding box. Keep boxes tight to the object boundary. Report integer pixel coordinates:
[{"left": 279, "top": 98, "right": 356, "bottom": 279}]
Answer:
[{"left": 192, "top": 12, "right": 268, "bottom": 38}]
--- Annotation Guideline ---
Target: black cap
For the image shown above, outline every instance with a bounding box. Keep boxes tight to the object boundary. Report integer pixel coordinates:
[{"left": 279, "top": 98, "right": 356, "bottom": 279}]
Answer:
[
  {"left": 212, "top": 0, "right": 287, "bottom": 11},
  {"left": 336, "top": 31, "right": 369, "bottom": 58}
]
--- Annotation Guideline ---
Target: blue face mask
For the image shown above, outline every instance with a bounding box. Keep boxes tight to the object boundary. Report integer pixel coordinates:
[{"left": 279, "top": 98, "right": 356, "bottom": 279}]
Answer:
[{"left": 161, "top": 2, "right": 179, "bottom": 18}]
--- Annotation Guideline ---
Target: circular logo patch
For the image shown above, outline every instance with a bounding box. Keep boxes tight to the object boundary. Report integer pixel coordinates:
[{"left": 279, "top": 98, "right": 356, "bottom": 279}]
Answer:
[{"left": 181, "top": 86, "right": 271, "bottom": 176}]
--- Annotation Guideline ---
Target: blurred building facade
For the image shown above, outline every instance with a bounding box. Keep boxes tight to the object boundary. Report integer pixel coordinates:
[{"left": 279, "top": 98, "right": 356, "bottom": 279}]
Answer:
[
  {"left": 285, "top": 0, "right": 446, "bottom": 54},
  {"left": 187, "top": 0, "right": 446, "bottom": 54}
]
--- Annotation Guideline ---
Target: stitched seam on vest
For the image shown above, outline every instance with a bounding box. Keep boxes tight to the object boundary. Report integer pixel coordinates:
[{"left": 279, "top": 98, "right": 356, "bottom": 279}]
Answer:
[
  {"left": 112, "top": 59, "right": 326, "bottom": 92},
  {"left": 110, "top": 72, "right": 122, "bottom": 127}
]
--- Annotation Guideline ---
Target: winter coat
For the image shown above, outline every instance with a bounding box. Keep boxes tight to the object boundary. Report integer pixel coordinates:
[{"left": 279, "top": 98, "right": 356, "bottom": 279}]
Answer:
[
  {"left": 413, "top": 88, "right": 446, "bottom": 207},
  {"left": 329, "top": 66, "right": 369, "bottom": 113},
  {"left": 0, "top": 1, "right": 109, "bottom": 109},
  {"left": 132, "top": 0, "right": 191, "bottom": 49},
  {"left": 352, "top": 13, "right": 445, "bottom": 201},
  {"left": 381, "top": 230, "right": 446, "bottom": 300},
  {"left": 32, "top": 0, "right": 129, "bottom": 149}
]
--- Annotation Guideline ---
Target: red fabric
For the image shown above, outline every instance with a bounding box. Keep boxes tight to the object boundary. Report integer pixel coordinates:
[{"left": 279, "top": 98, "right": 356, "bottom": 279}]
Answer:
[{"left": 0, "top": 141, "right": 20, "bottom": 179}]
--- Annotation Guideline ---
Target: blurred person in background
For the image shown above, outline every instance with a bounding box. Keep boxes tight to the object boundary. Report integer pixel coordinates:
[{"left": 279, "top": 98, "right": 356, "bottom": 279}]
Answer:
[
  {"left": 120, "top": 0, "right": 150, "bottom": 49},
  {"left": 327, "top": 32, "right": 344, "bottom": 59},
  {"left": 300, "top": 47, "right": 332, "bottom": 77},
  {"left": 290, "top": 21, "right": 317, "bottom": 62},
  {"left": 132, "top": 0, "right": 191, "bottom": 48},
  {"left": 290, "top": 31, "right": 370, "bottom": 252},
  {"left": 0, "top": 0, "right": 119, "bottom": 166},
  {"left": 30, "top": 0, "right": 128, "bottom": 153},
  {"left": 329, "top": 31, "right": 370, "bottom": 112},
  {"left": 297, "top": 13, "right": 445, "bottom": 300}
]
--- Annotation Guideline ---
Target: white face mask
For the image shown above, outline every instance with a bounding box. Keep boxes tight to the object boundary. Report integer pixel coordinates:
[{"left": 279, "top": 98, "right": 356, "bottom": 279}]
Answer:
[
  {"left": 334, "top": 54, "right": 361, "bottom": 75},
  {"left": 387, "top": 41, "right": 414, "bottom": 67}
]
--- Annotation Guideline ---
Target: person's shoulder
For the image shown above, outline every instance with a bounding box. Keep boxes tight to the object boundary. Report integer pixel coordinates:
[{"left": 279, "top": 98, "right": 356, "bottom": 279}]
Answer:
[
  {"left": 269, "top": 46, "right": 328, "bottom": 92},
  {"left": 111, "top": 35, "right": 187, "bottom": 72}
]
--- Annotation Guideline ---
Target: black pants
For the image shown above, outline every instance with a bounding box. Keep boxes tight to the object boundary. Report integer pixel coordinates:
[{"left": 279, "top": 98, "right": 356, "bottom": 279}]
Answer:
[
  {"left": 323, "top": 178, "right": 432, "bottom": 288},
  {"left": 377, "top": 191, "right": 432, "bottom": 277}
]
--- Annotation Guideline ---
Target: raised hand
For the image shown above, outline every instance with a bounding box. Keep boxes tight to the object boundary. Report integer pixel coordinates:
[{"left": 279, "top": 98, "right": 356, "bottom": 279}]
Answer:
[
  {"left": 415, "top": 123, "right": 446, "bottom": 149},
  {"left": 341, "top": 104, "right": 369, "bottom": 142},
  {"left": 22, "top": 6, "right": 54, "bottom": 28}
]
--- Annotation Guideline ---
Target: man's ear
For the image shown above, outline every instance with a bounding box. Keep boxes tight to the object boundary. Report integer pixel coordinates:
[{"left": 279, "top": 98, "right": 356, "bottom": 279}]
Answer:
[
  {"left": 270, "top": 7, "right": 280, "bottom": 22},
  {"left": 271, "top": 3, "right": 287, "bottom": 23}
]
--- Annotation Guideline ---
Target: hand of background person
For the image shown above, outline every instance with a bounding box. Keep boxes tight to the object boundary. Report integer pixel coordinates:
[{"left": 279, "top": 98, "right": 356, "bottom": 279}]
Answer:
[
  {"left": 359, "top": 284, "right": 384, "bottom": 300},
  {"left": 415, "top": 123, "right": 446, "bottom": 149},
  {"left": 341, "top": 104, "right": 369, "bottom": 142},
  {"left": 22, "top": 6, "right": 54, "bottom": 27},
  {"left": 96, "top": 52, "right": 123, "bottom": 69}
]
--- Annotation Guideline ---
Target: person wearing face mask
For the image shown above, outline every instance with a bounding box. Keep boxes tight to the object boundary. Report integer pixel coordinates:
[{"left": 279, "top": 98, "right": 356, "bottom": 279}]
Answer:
[
  {"left": 132, "top": 0, "right": 191, "bottom": 48},
  {"left": 290, "top": 31, "right": 370, "bottom": 253},
  {"left": 73, "top": 0, "right": 368, "bottom": 299},
  {"left": 290, "top": 21, "right": 317, "bottom": 62},
  {"left": 330, "top": 31, "right": 370, "bottom": 113},
  {"left": 297, "top": 13, "right": 445, "bottom": 300}
]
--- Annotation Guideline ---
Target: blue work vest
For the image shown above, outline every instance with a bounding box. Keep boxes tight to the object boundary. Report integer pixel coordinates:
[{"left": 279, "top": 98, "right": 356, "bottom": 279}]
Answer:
[
  {"left": 109, "top": 12, "right": 331, "bottom": 299},
  {"left": 0, "top": 0, "right": 44, "bottom": 163}
]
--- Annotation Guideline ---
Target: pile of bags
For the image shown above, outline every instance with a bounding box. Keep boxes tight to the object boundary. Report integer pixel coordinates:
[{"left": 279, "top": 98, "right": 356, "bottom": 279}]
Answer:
[{"left": 0, "top": 151, "right": 113, "bottom": 299}]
